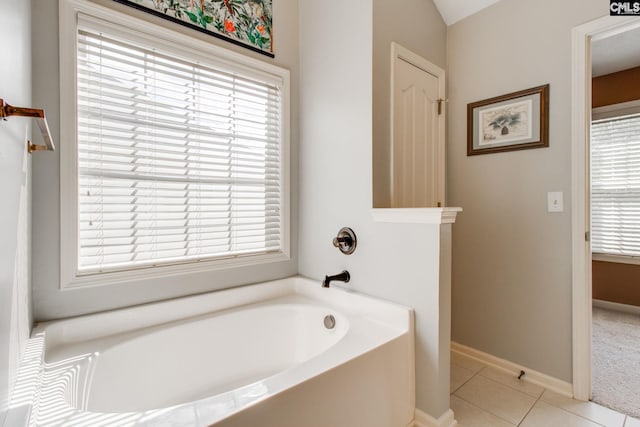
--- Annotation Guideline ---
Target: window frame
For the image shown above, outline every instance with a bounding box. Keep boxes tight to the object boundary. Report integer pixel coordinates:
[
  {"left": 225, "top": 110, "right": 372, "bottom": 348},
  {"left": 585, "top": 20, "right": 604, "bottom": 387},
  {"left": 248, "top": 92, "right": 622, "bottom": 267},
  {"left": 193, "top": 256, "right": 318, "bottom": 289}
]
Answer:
[
  {"left": 591, "top": 99, "right": 640, "bottom": 265},
  {"left": 59, "top": 0, "right": 290, "bottom": 289}
]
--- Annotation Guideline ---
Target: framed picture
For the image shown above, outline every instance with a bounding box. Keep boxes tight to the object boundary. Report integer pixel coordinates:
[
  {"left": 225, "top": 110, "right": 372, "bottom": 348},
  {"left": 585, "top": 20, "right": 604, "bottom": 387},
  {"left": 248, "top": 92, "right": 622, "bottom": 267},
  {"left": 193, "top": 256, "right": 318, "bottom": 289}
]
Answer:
[
  {"left": 113, "top": 0, "right": 274, "bottom": 57},
  {"left": 467, "top": 84, "right": 549, "bottom": 156}
]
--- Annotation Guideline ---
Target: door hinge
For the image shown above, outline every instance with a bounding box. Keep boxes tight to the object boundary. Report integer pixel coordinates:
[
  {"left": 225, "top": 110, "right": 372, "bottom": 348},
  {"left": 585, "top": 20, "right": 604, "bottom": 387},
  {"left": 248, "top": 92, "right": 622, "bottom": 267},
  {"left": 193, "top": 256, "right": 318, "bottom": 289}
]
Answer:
[
  {"left": 585, "top": 231, "right": 590, "bottom": 242},
  {"left": 437, "top": 98, "right": 446, "bottom": 115}
]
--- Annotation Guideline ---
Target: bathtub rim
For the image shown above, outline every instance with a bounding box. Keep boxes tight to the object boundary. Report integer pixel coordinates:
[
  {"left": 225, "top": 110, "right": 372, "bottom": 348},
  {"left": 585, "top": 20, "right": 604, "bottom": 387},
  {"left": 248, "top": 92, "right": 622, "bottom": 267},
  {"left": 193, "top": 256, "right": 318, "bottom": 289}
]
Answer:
[
  {"left": 35, "top": 275, "right": 413, "bottom": 352},
  {"left": 18, "top": 275, "right": 415, "bottom": 426}
]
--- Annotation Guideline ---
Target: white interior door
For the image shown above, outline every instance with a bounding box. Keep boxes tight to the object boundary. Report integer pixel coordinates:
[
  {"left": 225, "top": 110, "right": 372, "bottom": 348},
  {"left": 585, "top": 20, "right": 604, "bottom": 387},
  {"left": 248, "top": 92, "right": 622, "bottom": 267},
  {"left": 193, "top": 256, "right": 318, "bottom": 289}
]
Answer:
[{"left": 391, "top": 44, "right": 445, "bottom": 208}]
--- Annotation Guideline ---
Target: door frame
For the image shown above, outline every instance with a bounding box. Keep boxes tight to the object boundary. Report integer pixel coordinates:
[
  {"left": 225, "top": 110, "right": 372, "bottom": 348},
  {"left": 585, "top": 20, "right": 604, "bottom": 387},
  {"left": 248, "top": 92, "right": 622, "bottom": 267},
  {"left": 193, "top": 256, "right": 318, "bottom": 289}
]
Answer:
[
  {"left": 389, "top": 42, "right": 446, "bottom": 207},
  {"left": 571, "top": 15, "right": 640, "bottom": 401}
]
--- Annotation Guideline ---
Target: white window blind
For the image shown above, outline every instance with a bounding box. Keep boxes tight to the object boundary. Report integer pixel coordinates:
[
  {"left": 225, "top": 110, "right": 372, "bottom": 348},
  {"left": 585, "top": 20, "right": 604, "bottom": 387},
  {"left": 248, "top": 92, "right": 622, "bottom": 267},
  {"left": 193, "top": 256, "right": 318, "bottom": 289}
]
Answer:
[
  {"left": 591, "top": 113, "right": 640, "bottom": 257},
  {"left": 76, "top": 24, "right": 283, "bottom": 274}
]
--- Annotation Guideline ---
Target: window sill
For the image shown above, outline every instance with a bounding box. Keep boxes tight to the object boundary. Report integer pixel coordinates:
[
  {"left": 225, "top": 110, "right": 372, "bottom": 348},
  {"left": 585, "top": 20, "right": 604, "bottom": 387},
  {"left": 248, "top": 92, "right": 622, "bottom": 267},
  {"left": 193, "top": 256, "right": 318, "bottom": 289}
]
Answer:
[
  {"left": 592, "top": 253, "right": 640, "bottom": 266},
  {"left": 62, "top": 251, "right": 290, "bottom": 290}
]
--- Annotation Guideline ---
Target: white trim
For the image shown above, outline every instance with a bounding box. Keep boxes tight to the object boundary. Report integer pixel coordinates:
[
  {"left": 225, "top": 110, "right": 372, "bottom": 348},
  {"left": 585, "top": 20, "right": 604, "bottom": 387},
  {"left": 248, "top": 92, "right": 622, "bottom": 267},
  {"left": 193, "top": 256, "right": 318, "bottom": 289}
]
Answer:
[
  {"left": 571, "top": 18, "right": 593, "bottom": 402},
  {"left": 413, "top": 409, "right": 457, "bottom": 427},
  {"left": 389, "top": 42, "right": 446, "bottom": 208},
  {"left": 62, "top": 253, "right": 291, "bottom": 290},
  {"left": 451, "top": 342, "right": 573, "bottom": 398},
  {"left": 592, "top": 99, "right": 640, "bottom": 121},
  {"left": 592, "top": 252, "right": 640, "bottom": 266},
  {"left": 370, "top": 207, "right": 462, "bottom": 224},
  {"left": 58, "top": 0, "right": 291, "bottom": 290},
  {"left": 593, "top": 299, "right": 640, "bottom": 316},
  {"left": 571, "top": 15, "right": 640, "bottom": 402},
  {"left": 59, "top": 0, "right": 80, "bottom": 291}
]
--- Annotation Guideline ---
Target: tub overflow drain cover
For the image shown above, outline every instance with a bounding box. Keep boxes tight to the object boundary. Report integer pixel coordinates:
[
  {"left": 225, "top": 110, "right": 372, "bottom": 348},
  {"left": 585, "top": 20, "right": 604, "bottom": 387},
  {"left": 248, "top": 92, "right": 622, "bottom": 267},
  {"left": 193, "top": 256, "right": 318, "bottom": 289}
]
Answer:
[{"left": 324, "top": 314, "right": 336, "bottom": 329}]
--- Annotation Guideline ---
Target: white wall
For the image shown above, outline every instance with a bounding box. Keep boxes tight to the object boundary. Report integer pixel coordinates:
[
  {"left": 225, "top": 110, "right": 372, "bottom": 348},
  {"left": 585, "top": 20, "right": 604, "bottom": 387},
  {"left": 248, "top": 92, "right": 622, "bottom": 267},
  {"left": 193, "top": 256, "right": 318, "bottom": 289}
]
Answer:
[
  {"left": 372, "top": 0, "right": 447, "bottom": 207},
  {"left": 299, "top": 0, "right": 454, "bottom": 418},
  {"left": 0, "top": 0, "right": 32, "bottom": 423},
  {"left": 27, "top": 0, "right": 455, "bottom": 418},
  {"left": 447, "top": 0, "right": 607, "bottom": 382},
  {"left": 31, "top": 0, "right": 299, "bottom": 320}
]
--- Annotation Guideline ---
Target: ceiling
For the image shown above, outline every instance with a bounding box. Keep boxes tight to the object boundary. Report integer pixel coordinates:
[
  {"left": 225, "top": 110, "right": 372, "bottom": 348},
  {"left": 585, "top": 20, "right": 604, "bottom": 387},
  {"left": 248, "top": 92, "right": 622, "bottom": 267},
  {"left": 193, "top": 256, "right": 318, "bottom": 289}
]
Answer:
[
  {"left": 432, "top": 0, "right": 502, "bottom": 25},
  {"left": 592, "top": 27, "right": 640, "bottom": 77},
  {"left": 431, "top": 0, "right": 640, "bottom": 77}
]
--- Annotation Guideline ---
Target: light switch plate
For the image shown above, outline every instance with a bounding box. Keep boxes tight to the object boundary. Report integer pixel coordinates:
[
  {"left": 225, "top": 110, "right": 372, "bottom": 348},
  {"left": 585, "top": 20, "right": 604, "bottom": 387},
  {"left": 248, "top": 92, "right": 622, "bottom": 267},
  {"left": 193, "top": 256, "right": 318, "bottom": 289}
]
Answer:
[{"left": 548, "top": 191, "right": 563, "bottom": 212}]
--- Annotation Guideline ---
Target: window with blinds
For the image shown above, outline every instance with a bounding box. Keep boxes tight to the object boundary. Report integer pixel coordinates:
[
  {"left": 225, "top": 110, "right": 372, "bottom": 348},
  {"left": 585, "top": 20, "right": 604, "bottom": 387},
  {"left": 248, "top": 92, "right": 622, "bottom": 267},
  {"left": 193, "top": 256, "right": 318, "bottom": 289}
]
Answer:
[
  {"left": 591, "top": 113, "right": 640, "bottom": 258},
  {"left": 75, "top": 22, "right": 284, "bottom": 274}
]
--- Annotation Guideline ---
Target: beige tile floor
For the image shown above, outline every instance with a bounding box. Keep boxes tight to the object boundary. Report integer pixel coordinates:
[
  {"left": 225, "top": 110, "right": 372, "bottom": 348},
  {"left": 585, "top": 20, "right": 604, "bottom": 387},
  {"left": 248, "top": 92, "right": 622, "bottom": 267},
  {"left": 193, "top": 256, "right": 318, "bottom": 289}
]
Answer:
[{"left": 451, "top": 352, "right": 640, "bottom": 427}]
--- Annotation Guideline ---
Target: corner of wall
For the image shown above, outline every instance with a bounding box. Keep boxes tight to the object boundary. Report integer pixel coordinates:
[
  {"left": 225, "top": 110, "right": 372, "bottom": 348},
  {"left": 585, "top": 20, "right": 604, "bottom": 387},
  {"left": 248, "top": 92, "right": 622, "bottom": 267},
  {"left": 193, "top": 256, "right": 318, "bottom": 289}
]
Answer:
[{"left": 0, "top": 0, "right": 33, "bottom": 421}]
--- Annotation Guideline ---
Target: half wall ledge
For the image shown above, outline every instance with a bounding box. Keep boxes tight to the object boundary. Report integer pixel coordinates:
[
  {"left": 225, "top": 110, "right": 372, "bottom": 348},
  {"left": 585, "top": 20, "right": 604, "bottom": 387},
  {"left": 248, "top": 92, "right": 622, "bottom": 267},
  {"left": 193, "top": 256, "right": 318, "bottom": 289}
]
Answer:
[{"left": 370, "top": 207, "right": 462, "bottom": 224}]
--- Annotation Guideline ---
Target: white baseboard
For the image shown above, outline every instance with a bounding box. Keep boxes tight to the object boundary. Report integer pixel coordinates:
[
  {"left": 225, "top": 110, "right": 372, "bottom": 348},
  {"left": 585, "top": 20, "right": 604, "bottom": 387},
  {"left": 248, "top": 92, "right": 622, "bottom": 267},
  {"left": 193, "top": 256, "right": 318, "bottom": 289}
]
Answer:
[
  {"left": 593, "top": 299, "right": 640, "bottom": 316},
  {"left": 413, "top": 409, "right": 457, "bottom": 427},
  {"left": 451, "top": 342, "right": 573, "bottom": 397}
]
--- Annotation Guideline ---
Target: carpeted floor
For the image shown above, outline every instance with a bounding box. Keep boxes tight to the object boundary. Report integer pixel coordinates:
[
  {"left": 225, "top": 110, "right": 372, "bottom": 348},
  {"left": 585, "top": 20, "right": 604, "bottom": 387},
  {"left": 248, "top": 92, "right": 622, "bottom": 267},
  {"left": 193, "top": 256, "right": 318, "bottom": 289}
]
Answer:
[{"left": 592, "top": 306, "right": 640, "bottom": 418}]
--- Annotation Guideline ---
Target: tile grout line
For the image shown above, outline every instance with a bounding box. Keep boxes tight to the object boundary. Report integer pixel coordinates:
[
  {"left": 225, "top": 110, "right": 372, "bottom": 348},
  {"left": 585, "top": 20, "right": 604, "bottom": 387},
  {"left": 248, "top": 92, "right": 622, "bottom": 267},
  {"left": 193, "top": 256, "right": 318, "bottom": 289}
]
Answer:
[
  {"left": 548, "top": 405, "right": 610, "bottom": 427},
  {"left": 476, "top": 369, "right": 545, "bottom": 400},
  {"left": 512, "top": 382, "right": 611, "bottom": 427},
  {"left": 468, "top": 370, "right": 540, "bottom": 403},
  {"left": 453, "top": 352, "right": 631, "bottom": 427},
  {"left": 527, "top": 391, "right": 615, "bottom": 427},
  {"left": 453, "top": 354, "right": 544, "bottom": 399},
  {"left": 453, "top": 357, "right": 542, "bottom": 426},
  {"left": 501, "top": 376, "right": 611, "bottom": 425},
  {"left": 517, "top": 391, "right": 543, "bottom": 426},
  {"left": 452, "top": 394, "right": 518, "bottom": 426},
  {"left": 452, "top": 365, "right": 519, "bottom": 426},
  {"left": 450, "top": 363, "right": 485, "bottom": 394}
]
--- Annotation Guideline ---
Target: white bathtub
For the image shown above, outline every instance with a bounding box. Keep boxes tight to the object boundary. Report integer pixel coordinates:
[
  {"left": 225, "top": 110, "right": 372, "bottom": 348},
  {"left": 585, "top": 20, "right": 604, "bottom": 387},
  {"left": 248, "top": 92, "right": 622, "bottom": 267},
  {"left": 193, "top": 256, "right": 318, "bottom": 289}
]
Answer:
[{"left": 16, "top": 276, "right": 415, "bottom": 427}]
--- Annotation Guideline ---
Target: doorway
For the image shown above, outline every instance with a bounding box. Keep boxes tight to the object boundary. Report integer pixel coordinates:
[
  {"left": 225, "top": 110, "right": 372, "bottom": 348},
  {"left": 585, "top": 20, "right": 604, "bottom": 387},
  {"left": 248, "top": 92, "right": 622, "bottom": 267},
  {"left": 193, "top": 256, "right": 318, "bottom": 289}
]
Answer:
[
  {"left": 390, "top": 42, "right": 445, "bottom": 208},
  {"left": 571, "top": 14, "right": 640, "bottom": 407},
  {"left": 590, "top": 30, "right": 640, "bottom": 416}
]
